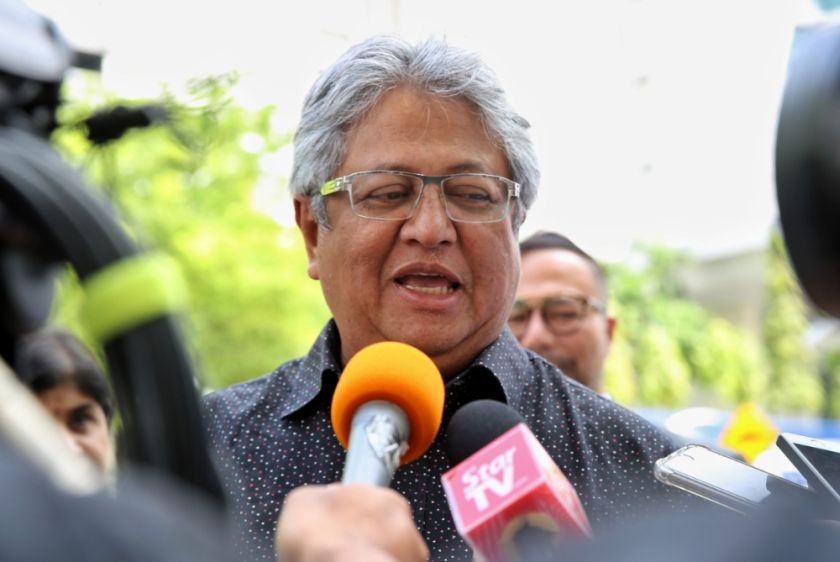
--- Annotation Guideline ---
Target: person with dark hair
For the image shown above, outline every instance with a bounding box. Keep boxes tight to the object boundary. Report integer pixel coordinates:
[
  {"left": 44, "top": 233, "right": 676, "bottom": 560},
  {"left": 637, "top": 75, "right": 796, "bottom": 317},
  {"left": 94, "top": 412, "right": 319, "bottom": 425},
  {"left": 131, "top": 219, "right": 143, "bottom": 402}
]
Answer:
[
  {"left": 15, "top": 327, "right": 114, "bottom": 474},
  {"left": 510, "top": 231, "right": 616, "bottom": 393}
]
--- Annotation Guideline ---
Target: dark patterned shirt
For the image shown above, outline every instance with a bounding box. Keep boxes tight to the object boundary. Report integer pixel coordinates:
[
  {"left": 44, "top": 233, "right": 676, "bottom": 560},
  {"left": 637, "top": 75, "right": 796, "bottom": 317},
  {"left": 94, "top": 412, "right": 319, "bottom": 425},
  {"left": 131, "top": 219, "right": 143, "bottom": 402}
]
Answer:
[{"left": 204, "top": 321, "right": 691, "bottom": 562}]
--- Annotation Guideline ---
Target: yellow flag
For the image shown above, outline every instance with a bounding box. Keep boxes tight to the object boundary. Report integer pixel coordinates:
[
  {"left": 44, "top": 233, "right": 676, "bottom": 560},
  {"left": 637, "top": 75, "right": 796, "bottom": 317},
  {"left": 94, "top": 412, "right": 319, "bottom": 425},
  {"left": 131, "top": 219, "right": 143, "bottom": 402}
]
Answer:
[{"left": 719, "top": 403, "right": 778, "bottom": 464}]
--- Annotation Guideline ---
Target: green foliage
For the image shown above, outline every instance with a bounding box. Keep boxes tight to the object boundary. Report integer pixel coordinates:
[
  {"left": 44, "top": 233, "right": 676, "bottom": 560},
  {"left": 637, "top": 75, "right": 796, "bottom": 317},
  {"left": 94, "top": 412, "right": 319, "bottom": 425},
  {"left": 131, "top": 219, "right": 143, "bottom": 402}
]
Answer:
[
  {"left": 606, "top": 250, "right": 711, "bottom": 406},
  {"left": 50, "top": 76, "right": 833, "bottom": 416},
  {"left": 634, "top": 325, "right": 693, "bottom": 406},
  {"left": 602, "top": 325, "right": 638, "bottom": 404},
  {"left": 602, "top": 233, "right": 832, "bottom": 416},
  {"left": 605, "top": 244, "right": 775, "bottom": 411},
  {"left": 52, "top": 76, "right": 329, "bottom": 389},
  {"left": 762, "top": 231, "right": 821, "bottom": 414},
  {"left": 689, "top": 318, "right": 767, "bottom": 404}
]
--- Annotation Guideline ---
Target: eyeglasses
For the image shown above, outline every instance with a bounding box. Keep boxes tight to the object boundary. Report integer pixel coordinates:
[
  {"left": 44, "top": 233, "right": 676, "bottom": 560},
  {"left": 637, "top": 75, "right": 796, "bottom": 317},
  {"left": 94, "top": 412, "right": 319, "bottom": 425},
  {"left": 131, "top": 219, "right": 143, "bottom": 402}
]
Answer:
[
  {"left": 507, "top": 295, "right": 605, "bottom": 338},
  {"left": 320, "top": 170, "right": 520, "bottom": 224}
]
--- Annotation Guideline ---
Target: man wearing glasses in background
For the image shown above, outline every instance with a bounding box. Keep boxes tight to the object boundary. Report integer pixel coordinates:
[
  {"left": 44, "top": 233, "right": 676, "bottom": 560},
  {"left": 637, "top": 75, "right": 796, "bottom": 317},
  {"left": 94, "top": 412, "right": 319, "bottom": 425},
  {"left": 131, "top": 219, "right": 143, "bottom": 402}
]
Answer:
[
  {"left": 508, "top": 232, "right": 748, "bottom": 463},
  {"left": 509, "top": 231, "right": 616, "bottom": 394},
  {"left": 205, "top": 36, "right": 691, "bottom": 562}
]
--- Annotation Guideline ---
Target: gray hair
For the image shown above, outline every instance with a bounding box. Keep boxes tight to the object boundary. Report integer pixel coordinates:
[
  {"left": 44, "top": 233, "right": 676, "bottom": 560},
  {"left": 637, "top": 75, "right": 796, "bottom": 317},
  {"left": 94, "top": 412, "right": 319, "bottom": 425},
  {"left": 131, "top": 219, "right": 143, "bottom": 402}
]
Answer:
[{"left": 289, "top": 35, "right": 540, "bottom": 230}]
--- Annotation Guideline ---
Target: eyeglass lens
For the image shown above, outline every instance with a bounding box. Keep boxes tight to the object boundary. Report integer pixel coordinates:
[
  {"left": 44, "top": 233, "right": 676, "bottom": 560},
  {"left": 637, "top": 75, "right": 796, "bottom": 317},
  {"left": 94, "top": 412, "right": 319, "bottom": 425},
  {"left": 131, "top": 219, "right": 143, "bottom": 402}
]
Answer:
[
  {"left": 508, "top": 297, "right": 589, "bottom": 337},
  {"left": 348, "top": 172, "right": 509, "bottom": 222}
]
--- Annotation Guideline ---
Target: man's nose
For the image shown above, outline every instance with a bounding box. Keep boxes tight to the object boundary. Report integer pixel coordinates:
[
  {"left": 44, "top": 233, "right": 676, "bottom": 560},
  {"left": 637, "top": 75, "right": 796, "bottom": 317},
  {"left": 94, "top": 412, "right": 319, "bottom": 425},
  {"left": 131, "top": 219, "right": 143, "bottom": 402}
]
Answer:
[{"left": 399, "top": 183, "right": 456, "bottom": 248}]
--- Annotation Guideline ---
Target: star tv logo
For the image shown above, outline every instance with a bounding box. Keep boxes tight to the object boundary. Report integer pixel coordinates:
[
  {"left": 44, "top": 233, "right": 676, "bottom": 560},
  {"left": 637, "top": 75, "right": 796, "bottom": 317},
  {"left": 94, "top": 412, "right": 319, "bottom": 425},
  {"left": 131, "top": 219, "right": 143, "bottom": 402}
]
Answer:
[{"left": 461, "top": 446, "right": 517, "bottom": 510}]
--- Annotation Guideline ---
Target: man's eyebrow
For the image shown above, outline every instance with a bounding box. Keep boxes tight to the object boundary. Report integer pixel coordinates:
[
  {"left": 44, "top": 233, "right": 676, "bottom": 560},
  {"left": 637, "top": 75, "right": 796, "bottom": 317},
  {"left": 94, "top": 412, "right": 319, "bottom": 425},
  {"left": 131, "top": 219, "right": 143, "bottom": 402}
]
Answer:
[
  {"left": 364, "top": 164, "right": 405, "bottom": 172},
  {"left": 447, "top": 162, "right": 496, "bottom": 174},
  {"left": 364, "top": 162, "right": 497, "bottom": 174}
]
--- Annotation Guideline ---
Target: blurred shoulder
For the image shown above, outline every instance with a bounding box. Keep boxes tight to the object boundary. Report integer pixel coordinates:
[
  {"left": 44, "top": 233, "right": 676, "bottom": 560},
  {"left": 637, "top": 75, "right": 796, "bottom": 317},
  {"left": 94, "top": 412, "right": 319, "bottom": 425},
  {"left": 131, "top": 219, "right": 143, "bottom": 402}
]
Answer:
[{"left": 202, "top": 357, "right": 307, "bottom": 432}]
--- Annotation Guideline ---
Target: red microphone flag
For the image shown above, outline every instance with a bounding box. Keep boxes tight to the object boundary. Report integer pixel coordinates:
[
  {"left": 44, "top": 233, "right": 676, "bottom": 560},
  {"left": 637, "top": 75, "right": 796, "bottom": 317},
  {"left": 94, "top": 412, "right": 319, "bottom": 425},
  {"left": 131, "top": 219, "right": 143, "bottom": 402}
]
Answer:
[{"left": 442, "top": 424, "right": 591, "bottom": 562}]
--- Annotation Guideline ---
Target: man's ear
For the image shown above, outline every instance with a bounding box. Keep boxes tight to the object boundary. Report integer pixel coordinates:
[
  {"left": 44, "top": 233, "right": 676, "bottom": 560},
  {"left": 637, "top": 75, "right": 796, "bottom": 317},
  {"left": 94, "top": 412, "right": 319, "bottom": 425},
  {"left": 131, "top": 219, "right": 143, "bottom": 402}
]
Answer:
[
  {"left": 606, "top": 315, "right": 617, "bottom": 343},
  {"left": 294, "top": 195, "right": 320, "bottom": 280}
]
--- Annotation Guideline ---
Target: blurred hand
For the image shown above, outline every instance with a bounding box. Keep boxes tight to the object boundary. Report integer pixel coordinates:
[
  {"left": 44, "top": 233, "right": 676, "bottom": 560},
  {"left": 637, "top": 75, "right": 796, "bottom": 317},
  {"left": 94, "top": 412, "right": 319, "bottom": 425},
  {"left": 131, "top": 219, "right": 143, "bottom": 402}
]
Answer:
[{"left": 275, "top": 483, "right": 428, "bottom": 562}]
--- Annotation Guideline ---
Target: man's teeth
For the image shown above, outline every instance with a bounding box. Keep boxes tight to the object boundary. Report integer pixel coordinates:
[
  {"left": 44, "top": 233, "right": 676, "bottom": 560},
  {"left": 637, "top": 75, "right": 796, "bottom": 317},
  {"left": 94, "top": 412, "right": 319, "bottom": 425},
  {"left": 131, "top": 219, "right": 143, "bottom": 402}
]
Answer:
[{"left": 403, "top": 284, "right": 455, "bottom": 295}]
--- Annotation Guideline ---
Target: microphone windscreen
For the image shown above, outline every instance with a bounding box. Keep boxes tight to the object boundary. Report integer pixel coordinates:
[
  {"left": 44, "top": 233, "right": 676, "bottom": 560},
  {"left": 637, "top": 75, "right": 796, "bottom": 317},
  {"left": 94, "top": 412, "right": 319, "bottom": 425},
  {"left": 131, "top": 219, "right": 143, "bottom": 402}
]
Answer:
[
  {"left": 444, "top": 399, "right": 524, "bottom": 466},
  {"left": 331, "top": 341, "right": 445, "bottom": 464}
]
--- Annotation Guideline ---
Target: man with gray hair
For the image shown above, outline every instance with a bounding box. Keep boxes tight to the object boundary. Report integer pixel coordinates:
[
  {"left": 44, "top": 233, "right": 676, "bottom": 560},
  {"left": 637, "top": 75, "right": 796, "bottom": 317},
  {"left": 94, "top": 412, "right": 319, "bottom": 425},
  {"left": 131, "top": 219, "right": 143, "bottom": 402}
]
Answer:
[{"left": 205, "top": 35, "right": 689, "bottom": 562}]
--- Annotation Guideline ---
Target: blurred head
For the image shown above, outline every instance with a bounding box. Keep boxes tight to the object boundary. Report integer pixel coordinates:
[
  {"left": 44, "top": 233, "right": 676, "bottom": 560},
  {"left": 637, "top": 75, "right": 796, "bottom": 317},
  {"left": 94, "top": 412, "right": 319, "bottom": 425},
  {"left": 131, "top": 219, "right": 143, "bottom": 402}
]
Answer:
[
  {"left": 291, "top": 36, "right": 539, "bottom": 378},
  {"left": 510, "top": 231, "right": 616, "bottom": 393},
  {"left": 775, "top": 24, "right": 840, "bottom": 318},
  {"left": 15, "top": 328, "right": 114, "bottom": 473},
  {"left": 0, "top": 0, "right": 72, "bottom": 136}
]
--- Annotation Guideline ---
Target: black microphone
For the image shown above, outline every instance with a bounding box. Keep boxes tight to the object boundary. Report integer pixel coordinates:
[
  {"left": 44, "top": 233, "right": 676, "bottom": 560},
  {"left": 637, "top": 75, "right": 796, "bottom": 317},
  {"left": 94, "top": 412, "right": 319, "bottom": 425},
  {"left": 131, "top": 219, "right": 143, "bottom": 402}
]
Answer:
[{"left": 444, "top": 399, "right": 524, "bottom": 466}]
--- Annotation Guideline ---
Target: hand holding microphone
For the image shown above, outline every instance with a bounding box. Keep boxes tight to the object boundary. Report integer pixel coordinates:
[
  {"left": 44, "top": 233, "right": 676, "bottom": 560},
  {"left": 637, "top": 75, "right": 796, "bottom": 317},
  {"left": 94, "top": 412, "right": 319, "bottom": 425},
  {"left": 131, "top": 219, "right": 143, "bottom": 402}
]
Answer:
[
  {"left": 275, "top": 483, "right": 429, "bottom": 562},
  {"left": 275, "top": 342, "right": 445, "bottom": 562}
]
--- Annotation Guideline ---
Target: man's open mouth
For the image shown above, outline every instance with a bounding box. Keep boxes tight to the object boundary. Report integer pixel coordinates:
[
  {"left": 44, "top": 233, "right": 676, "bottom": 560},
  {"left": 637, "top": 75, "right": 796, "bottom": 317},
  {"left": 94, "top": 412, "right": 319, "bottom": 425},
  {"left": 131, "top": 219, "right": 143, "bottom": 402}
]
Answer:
[{"left": 395, "top": 273, "right": 460, "bottom": 296}]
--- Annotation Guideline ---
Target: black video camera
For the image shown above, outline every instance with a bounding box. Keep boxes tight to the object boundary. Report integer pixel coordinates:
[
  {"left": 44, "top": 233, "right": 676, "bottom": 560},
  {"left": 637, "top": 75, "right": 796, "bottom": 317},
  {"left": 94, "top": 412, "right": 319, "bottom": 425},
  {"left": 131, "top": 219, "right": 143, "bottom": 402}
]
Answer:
[{"left": 0, "top": 0, "right": 222, "bottom": 503}]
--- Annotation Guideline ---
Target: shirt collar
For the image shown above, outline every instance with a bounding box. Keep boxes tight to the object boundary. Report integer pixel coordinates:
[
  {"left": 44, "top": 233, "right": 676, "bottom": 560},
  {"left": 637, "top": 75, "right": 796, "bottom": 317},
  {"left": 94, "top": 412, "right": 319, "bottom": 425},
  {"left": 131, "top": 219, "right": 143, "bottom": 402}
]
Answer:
[
  {"left": 278, "top": 323, "right": 532, "bottom": 418},
  {"left": 277, "top": 320, "right": 343, "bottom": 418},
  {"left": 464, "top": 327, "right": 531, "bottom": 412}
]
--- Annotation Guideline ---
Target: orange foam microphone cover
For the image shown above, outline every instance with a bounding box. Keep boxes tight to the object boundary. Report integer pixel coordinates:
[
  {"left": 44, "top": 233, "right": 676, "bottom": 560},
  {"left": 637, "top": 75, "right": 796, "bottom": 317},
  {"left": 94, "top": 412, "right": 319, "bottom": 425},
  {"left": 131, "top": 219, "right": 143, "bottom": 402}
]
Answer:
[{"left": 331, "top": 341, "right": 445, "bottom": 464}]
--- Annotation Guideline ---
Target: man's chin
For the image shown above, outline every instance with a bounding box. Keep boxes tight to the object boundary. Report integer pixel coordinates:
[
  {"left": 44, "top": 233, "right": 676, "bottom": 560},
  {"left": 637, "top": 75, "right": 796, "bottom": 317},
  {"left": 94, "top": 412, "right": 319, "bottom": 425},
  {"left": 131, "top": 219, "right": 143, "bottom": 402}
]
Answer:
[
  {"left": 552, "top": 357, "right": 578, "bottom": 378},
  {"left": 384, "top": 325, "right": 490, "bottom": 374},
  {"left": 382, "top": 328, "right": 459, "bottom": 359}
]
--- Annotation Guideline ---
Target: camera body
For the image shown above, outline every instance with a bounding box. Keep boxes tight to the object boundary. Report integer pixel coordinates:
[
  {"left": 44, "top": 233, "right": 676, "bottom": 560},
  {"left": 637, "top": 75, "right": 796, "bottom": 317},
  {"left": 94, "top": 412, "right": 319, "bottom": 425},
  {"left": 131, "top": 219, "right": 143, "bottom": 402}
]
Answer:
[
  {"left": 0, "top": 0, "right": 74, "bottom": 364},
  {"left": 776, "top": 24, "right": 840, "bottom": 317}
]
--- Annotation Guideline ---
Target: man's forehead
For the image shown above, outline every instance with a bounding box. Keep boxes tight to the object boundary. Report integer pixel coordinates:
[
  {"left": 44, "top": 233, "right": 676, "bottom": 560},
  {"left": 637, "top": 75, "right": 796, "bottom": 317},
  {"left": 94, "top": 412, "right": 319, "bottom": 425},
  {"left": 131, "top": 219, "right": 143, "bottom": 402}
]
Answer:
[
  {"left": 518, "top": 249, "right": 600, "bottom": 298},
  {"left": 338, "top": 85, "right": 510, "bottom": 178},
  {"left": 348, "top": 86, "right": 471, "bottom": 131}
]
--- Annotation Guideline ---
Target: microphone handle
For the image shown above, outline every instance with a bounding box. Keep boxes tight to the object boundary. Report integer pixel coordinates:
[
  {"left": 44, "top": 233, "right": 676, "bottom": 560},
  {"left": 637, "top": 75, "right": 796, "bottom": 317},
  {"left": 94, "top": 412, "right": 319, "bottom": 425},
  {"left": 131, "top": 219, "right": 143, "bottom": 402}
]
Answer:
[{"left": 342, "top": 400, "right": 410, "bottom": 486}]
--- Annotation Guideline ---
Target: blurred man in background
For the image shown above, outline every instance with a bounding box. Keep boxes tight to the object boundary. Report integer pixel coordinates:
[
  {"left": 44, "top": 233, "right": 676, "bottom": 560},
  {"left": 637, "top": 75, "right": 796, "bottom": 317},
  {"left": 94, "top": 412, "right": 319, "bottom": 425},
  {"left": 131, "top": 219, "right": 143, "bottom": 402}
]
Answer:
[{"left": 509, "top": 231, "right": 615, "bottom": 393}]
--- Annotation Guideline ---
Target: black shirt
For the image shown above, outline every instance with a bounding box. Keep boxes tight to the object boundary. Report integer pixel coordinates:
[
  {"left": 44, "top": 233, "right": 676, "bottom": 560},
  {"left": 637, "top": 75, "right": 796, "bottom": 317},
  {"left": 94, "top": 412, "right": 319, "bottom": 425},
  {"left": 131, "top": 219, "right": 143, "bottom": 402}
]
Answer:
[
  {"left": 204, "top": 321, "right": 690, "bottom": 562},
  {"left": 0, "top": 440, "right": 233, "bottom": 562}
]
